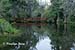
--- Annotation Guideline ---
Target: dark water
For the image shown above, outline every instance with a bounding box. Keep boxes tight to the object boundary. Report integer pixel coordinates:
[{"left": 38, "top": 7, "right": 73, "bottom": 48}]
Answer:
[{"left": 0, "top": 23, "right": 75, "bottom": 50}]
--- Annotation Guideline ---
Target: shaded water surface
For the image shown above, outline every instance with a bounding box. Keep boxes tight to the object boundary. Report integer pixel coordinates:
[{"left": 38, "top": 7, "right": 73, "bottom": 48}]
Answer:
[{"left": 0, "top": 23, "right": 75, "bottom": 50}]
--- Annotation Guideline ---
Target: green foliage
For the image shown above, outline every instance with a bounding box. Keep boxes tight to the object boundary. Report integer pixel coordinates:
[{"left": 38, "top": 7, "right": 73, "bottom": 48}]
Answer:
[
  {"left": 0, "top": 18, "right": 21, "bottom": 47},
  {"left": 42, "top": 0, "right": 63, "bottom": 22},
  {"left": 0, "top": 18, "right": 20, "bottom": 35},
  {"left": 0, "top": 0, "right": 39, "bottom": 18}
]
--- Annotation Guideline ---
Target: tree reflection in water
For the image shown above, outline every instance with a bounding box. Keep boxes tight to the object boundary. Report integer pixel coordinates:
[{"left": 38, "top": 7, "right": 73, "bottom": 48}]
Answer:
[
  {"left": 0, "top": 23, "right": 75, "bottom": 50},
  {"left": 46, "top": 23, "right": 75, "bottom": 50}
]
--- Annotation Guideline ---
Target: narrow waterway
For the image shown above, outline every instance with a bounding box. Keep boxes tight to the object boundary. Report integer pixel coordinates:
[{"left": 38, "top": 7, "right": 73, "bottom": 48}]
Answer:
[{"left": 1, "top": 23, "right": 75, "bottom": 50}]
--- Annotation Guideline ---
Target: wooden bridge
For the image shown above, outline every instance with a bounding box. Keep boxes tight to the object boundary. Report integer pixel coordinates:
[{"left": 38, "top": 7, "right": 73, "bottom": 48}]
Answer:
[
  {"left": 11, "top": 17, "right": 47, "bottom": 23},
  {"left": 10, "top": 17, "right": 48, "bottom": 26}
]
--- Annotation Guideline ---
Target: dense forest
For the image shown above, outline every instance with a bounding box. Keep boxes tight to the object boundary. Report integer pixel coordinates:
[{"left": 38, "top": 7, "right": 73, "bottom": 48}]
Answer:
[
  {"left": 0, "top": 0, "right": 75, "bottom": 50},
  {"left": 0, "top": 0, "right": 75, "bottom": 33}
]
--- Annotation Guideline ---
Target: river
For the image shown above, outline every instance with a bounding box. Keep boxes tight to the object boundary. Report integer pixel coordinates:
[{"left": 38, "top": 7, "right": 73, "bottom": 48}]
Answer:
[{"left": 0, "top": 23, "right": 75, "bottom": 50}]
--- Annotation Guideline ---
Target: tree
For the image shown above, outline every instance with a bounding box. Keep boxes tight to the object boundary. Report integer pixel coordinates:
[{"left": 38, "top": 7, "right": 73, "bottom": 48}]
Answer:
[
  {"left": 42, "top": 0, "right": 64, "bottom": 23},
  {"left": 61, "top": 0, "right": 75, "bottom": 23},
  {"left": 0, "top": 0, "right": 39, "bottom": 21},
  {"left": 9, "top": 0, "right": 39, "bottom": 17}
]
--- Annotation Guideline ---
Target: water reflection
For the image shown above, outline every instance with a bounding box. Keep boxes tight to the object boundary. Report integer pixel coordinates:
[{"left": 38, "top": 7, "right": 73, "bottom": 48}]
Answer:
[
  {"left": 47, "top": 23, "right": 75, "bottom": 50},
  {"left": 0, "top": 23, "right": 75, "bottom": 50},
  {"left": 36, "top": 37, "right": 52, "bottom": 50}
]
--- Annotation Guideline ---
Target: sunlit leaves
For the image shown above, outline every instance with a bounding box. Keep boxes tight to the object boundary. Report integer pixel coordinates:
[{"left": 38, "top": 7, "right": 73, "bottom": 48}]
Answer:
[{"left": 0, "top": 18, "right": 20, "bottom": 35}]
